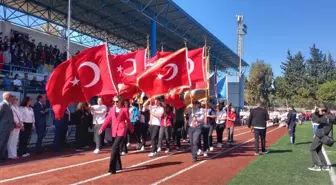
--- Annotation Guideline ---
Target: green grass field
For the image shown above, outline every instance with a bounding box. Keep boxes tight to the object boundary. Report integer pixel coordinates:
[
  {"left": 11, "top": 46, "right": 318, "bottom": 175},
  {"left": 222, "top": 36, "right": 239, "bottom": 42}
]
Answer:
[{"left": 228, "top": 123, "right": 334, "bottom": 185}]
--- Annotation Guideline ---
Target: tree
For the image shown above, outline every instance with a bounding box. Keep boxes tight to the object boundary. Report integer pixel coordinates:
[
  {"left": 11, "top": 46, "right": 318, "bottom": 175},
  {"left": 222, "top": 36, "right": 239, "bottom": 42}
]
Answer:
[
  {"left": 273, "top": 76, "right": 289, "bottom": 106},
  {"left": 280, "top": 50, "right": 306, "bottom": 103},
  {"left": 246, "top": 60, "right": 273, "bottom": 106},
  {"left": 316, "top": 81, "right": 336, "bottom": 102}
]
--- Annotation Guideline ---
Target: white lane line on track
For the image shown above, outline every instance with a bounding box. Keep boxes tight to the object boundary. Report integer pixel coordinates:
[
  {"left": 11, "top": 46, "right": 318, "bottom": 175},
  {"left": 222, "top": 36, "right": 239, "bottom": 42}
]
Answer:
[
  {"left": 0, "top": 150, "right": 137, "bottom": 184},
  {"left": 0, "top": 126, "right": 253, "bottom": 184},
  {"left": 68, "top": 128, "right": 261, "bottom": 184},
  {"left": 151, "top": 126, "right": 282, "bottom": 185}
]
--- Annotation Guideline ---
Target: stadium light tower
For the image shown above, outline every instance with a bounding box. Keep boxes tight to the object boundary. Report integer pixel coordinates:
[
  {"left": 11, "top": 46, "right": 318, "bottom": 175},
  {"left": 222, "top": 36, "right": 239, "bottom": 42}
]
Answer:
[{"left": 236, "top": 14, "right": 247, "bottom": 79}]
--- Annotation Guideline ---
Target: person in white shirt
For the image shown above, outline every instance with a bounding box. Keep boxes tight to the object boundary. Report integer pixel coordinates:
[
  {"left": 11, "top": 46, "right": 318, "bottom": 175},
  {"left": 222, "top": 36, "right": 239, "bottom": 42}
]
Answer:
[
  {"left": 215, "top": 102, "right": 227, "bottom": 148},
  {"left": 90, "top": 97, "right": 107, "bottom": 154},
  {"left": 13, "top": 74, "right": 22, "bottom": 91},
  {"left": 186, "top": 101, "right": 204, "bottom": 162},
  {"left": 147, "top": 97, "right": 164, "bottom": 157},
  {"left": 18, "top": 96, "right": 35, "bottom": 157},
  {"left": 7, "top": 96, "right": 23, "bottom": 159}
]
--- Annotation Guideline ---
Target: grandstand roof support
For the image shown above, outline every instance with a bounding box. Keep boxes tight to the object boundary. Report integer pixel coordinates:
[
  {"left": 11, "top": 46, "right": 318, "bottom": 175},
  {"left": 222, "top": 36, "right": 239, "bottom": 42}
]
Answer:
[{"left": 150, "top": 20, "right": 157, "bottom": 57}]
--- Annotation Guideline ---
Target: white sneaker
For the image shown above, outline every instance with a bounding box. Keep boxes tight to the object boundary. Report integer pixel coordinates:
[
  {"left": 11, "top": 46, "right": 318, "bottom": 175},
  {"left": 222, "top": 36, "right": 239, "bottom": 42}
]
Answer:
[
  {"left": 165, "top": 149, "right": 170, "bottom": 153},
  {"left": 197, "top": 149, "right": 203, "bottom": 156},
  {"left": 121, "top": 152, "right": 126, "bottom": 156},
  {"left": 203, "top": 151, "right": 208, "bottom": 157},
  {"left": 216, "top": 143, "right": 222, "bottom": 148},
  {"left": 140, "top": 146, "right": 145, "bottom": 151},
  {"left": 104, "top": 139, "right": 108, "bottom": 144},
  {"left": 93, "top": 149, "right": 100, "bottom": 154},
  {"left": 148, "top": 152, "right": 157, "bottom": 157},
  {"left": 209, "top": 147, "right": 214, "bottom": 152},
  {"left": 22, "top": 153, "right": 30, "bottom": 157},
  {"left": 127, "top": 143, "right": 131, "bottom": 147},
  {"left": 150, "top": 145, "right": 153, "bottom": 148},
  {"left": 157, "top": 147, "right": 162, "bottom": 152}
]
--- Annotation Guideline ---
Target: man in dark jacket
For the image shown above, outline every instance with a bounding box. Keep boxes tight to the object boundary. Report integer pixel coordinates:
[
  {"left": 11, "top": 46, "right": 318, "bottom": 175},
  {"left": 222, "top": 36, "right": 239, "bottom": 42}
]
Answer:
[
  {"left": 248, "top": 102, "right": 270, "bottom": 155},
  {"left": 287, "top": 106, "right": 297, "bottom": 144},
  {"left": 309, "top": 104, "right": 336, "bottom": 172}
]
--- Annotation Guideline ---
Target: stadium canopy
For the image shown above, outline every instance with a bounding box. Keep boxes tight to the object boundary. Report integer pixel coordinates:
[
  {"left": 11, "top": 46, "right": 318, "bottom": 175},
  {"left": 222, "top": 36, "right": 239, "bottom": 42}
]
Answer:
[{"left": 0, "top": 0, "right": 248, "bottom": 71}]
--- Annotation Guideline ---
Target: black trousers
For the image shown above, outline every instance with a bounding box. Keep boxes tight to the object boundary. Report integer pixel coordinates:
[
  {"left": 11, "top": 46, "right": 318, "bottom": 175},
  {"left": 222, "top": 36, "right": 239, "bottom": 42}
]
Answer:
[
  {"left": 53, "top": 124, "right": 68, "bottom": 152},
  {"left": 216, "top": 124, "right": 225, "bottom": 144},
  {"left": 18, "top": 122, "right": 33, "bottom": 155},
  {"left": 94, "top": 124, "right": 105, "bottom": 150},
  {"left": 158, "top": 126, "right": 172, "bottom": 149},
  {"left": 150, "top": 125, "right": 160, "bottom": 153},
  {"left": 0, "top": 130, "right": 10, "bottom": 161},
  {"left": 174, "top": 123, "right": 183, "bottom": 147},
  {"left": 288, "top": 123, "right": 296, "bottom": 144},
  {"left": 198, "top": 125, "right": 210, "bottom": 151},
  {"left": 208, "top": 124, "right": 215, "bottom": 147},
  {"left": 35, "top": 123, "right": 46, "bottom": 153},
  {"left": 140, "top": 123, "right": 149, "bottom": 148},
  {"left": 254, "top": 128, "right": 266, "bottom": 153},
  {"left": 310, "top": 136, "right": 327, "bottom": 167},
  {"left": 76, "top": 123, "right": 89, "bottom": 149},
  {"left": 182, "top": 124, "right": 189, "bottom": 140},
  {"left": 189, "top": 125, "right": 202, "bottom": 159},
  {"left": 109, "top": 137, "right": 123, "bottom": 173}
]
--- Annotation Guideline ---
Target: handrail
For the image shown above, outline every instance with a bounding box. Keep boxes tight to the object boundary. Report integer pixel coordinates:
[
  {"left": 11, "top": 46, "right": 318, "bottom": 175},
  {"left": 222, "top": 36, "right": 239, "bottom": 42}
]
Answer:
[{"left": 0, "top": 62, "right": 52, "bottom": 78}]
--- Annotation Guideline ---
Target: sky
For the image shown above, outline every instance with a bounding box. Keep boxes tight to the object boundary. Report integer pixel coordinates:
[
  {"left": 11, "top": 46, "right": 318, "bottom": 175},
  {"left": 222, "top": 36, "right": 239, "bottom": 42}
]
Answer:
[{"left": 173, "top": 0, "right": 336, "bottom": 77}]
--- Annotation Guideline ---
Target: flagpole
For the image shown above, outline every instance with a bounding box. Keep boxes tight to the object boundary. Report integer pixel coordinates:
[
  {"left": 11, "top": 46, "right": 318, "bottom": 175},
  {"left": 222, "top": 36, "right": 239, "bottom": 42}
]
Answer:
[
  {"left": 226, "top": 72, "right": 229, "bottom": 106},
  {"left": 204, "top": 36, "right": 210, "bottom": 118},
  {"left": 66, "top": 0, "right": 71, "bottom": 59},
  {"left": 215, "top": 61, "right": 218, "bottom": 102}
]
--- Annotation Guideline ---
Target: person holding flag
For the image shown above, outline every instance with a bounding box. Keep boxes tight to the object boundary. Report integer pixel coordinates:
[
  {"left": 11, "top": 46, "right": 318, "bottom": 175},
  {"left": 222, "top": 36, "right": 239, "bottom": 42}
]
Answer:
[{"left": 187, "top": 101, "right": 204, "bottom": 162}]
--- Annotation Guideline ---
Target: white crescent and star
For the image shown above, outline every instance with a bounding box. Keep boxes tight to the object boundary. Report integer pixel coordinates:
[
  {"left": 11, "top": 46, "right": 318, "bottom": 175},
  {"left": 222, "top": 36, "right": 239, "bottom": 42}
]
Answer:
[
  {"left": 123, "top": 58, "right": 137, "bottom": 76},
  {"left": 78, "top": 61, "right": 100, "bottom": 88},
  {"left": 187, "top": 58, "right": 194, "bottom": 75},
  {"left": 156, "top": 63, "right": 178, "bottom": 81}
]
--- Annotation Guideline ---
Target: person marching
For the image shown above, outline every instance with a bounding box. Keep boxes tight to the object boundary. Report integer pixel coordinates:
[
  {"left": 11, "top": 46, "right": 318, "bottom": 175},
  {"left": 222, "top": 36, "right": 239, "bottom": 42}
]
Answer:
[
  {"left": 73, "top": 103, "right": 91, "bottom": 152},
  {"left": 158, "top": 104, "right": 175, "bottom": 153},
  {"left": 286, "top": 105, "right": 297, "bottom": 144},
  {"left": 90, "top": 97, "right": 107, "bottom": 154},
  {"left": 147, "top": 97, "right": 164, "bottom": 157},
  {"left": 197, "top": 101, "right": 211, "bottom": 157},
  {"left": 99, "top": 96, "right": 134, "bottom": 174},
  {"left": 129, "top": 101, "right": 141, "bottom": 150},
  {"left": 215, "top": 102, "right": 227, "bottom": 148},
  {"left": 187, "top": 101, "right": 204, "bottom": 162}
]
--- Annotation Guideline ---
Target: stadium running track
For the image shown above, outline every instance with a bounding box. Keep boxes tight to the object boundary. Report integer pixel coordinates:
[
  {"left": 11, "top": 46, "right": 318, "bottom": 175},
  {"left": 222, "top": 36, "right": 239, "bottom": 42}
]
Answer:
[{"left": 0, "top": 125, "right": 286, "bottom": 185}]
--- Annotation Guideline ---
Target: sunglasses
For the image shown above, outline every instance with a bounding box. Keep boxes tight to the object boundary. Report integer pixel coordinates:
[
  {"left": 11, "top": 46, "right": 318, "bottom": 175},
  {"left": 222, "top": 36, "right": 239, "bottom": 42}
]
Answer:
[{"left": 114, "top": 101, "right": 119, "bottom": 103}]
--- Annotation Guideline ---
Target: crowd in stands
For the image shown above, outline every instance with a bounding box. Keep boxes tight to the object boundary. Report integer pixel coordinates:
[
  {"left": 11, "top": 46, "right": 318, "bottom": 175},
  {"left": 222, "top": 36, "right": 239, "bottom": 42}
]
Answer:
[
  {"left": 0, "top": 30, "right": 67, "bottom": 73},
  {"left": 1, "top": 72, "right": 48, "bottom": 91}
]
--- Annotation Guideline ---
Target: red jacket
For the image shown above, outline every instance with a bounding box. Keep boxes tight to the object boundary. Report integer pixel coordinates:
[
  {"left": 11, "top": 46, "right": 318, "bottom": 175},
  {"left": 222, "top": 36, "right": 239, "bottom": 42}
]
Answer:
[
  {"left": 100, "top": 106, "right": 134, "bottom": 137},
  {"left": 226, "top": 112, "right": 236, "bottom": 128},
  {"left": 160, "top": 112, "right": 175, "bottom": 127}
]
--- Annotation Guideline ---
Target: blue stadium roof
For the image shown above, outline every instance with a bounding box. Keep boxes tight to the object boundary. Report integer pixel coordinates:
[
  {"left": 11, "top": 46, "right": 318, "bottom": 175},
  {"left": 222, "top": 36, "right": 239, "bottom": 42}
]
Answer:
[{"left": 2, "top": 0, "right": 248, "bottom": 70}]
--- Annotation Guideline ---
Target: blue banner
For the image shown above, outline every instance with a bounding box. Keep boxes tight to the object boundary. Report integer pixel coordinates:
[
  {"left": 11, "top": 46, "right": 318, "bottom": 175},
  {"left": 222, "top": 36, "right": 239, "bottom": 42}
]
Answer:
[{"left": 217, "top": 76, "right": 227, "bottom": 99}]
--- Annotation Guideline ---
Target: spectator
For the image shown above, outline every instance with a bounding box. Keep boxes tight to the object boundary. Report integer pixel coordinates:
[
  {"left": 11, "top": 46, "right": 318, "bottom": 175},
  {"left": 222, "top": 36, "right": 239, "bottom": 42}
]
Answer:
[
  {"left": 21, "top": 73, "right": 29, "bottom": 87},
  {"left": 0, "top": 92, "right": 14, "bottom": 162},
  {"left": 18, "top": 96, "right": 35, "bottom": 157},
  {"left": 41, "top": 75, "right": 48, "bottom": 89},
  {"left": 30, "top": 76, "right": 41, "bottom": 87},
  {"left": 7, "top": 95, "right": 23, "bottom": 159},
  {"left": 13, "top": 74, "right": 22, "bottom": 91},
  {"left": 2, "top": 73, "right": 11, "bottom": 91}
]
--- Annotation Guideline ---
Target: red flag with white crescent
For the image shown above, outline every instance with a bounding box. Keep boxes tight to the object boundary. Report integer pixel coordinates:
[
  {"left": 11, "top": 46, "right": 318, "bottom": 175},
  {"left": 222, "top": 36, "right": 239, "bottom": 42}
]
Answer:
[{"left": 137, "top": 48, "right": 190, "bottom": 97}]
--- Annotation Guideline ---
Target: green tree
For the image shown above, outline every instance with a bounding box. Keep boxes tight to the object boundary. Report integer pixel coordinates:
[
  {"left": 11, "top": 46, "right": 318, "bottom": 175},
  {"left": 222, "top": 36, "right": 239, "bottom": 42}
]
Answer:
[
  {"left": 280, "top": 51, "right": 306, "bottom": 102},
  {"left": 316, "top": 81, "right": 336, "bottom": 101},
  {"left": 273, "top": 76, "right": 289, "bottom": 106},
  {"left": 246, "top": 60, "right": 273, "bottom": 106}
]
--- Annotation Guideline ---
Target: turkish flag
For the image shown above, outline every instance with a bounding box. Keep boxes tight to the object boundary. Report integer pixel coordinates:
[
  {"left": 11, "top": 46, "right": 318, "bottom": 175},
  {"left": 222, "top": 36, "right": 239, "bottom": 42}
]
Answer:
[
  {"left": 46, "top": 60, "right": 86, "bottom": 119},
  {"left": 110, "top": 49, "right": 146, "bottom": 87},
  {"left": 137, "top": 48, "right": 190, "bottom": 97},
  {"left": 73, "top": 44, "right": 117, "bottom": 99},
  {"left": 188, "top": 47, "right": 207, "bottom": 89},
  {"left": 147, "top": 51, "right": 171, "bottom": 69},
  {"left": 164, "top": 89, "right": 185, "bottom": 110}
]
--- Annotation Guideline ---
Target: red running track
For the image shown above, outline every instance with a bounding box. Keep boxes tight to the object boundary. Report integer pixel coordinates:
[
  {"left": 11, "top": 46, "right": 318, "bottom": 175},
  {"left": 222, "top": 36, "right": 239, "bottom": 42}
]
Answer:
[{"left": 0, "top": 125, "right": 286, "bottom": 185}]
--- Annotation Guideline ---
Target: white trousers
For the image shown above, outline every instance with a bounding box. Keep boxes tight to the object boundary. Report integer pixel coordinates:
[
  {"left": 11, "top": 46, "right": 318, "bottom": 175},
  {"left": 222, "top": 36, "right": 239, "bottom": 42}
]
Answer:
[{"left": 7, "top": 128, "right": 20, "bottom": 158}]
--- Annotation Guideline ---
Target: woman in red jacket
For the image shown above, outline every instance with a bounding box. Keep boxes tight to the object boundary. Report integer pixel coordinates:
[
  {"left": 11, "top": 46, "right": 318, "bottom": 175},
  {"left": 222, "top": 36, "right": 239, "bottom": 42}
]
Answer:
[{"left": 99, "top": 96, "right": 134, "bottom": 174}]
